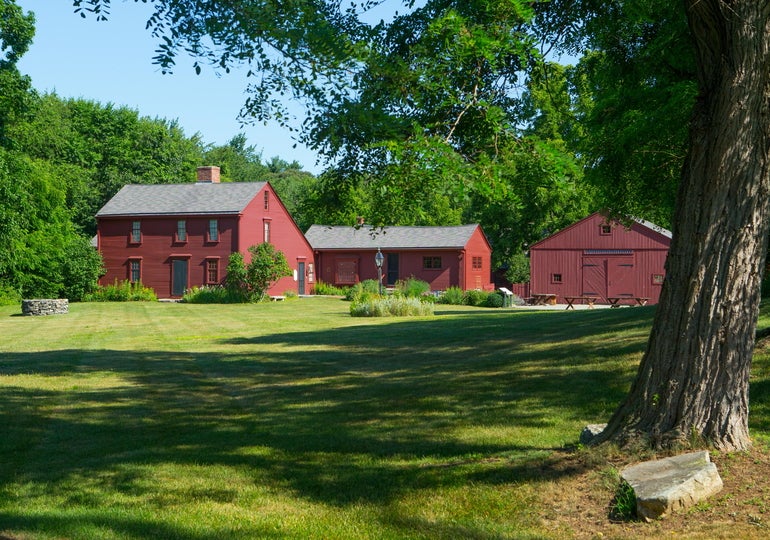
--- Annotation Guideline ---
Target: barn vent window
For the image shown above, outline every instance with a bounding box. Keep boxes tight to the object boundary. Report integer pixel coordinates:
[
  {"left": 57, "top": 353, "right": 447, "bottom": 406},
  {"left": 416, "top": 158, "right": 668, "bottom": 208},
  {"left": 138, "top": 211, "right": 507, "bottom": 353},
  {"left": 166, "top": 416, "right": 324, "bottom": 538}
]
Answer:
[
  {"left": 600, "top": 224, "right": 612, "bottom": 235},
  {"left": 551, "top": 273, "right": 563, "bottom": 284},
  {"left": 423, "top": 256, "right": 442, "bottom": 269},
  {"left": 264, "top": 190, "right": 270, "bottom": 210},
  {"left": 472, "top": 256, "right": 483, "bottom": 270}
]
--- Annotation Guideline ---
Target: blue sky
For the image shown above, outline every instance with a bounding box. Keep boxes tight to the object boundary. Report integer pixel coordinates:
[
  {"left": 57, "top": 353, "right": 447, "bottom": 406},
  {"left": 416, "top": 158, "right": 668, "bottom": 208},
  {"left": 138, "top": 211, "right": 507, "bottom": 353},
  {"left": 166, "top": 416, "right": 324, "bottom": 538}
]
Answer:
[{"left": 16, "top": 0, "right": 324, "bottom": 174}]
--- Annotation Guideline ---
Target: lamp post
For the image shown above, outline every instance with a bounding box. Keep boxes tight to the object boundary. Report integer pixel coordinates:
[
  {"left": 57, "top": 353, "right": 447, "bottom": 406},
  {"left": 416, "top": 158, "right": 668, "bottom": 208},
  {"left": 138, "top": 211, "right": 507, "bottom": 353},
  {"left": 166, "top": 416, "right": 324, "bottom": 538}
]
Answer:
[{"left": 375, "top": 248, "right": 384, "bottom": 295}]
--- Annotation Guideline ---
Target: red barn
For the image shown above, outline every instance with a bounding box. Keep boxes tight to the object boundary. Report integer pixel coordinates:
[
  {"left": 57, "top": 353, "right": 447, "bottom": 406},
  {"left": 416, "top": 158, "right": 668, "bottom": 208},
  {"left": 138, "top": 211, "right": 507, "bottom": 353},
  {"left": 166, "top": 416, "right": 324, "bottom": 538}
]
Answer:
[
  {"left": 529, "top": 212, "right": 671, "bottom": 305},
  {"left": 305, "top": 224, "right": 494, "bottom": 291},
  {"left": 96, "top": 166, "right": 315, "bottom": 298}
]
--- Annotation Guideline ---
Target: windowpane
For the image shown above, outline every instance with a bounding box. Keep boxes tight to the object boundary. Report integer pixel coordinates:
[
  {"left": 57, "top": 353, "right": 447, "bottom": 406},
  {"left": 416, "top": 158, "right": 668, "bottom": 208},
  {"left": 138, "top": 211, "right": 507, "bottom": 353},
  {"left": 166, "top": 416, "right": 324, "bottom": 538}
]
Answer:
[
  {"left": 472, "top": 256, "right": 482, "bottom": 270},
  {"left": 264, "top": 191, "right": 269, "bottom": 210},
  {"left": 207, "top": 260, "right": 218, "bottom": 283},
  {"left": 129, "top": 260, "right": 141, "bottom": 282},
  {"left": 264, "top": 221, "right": 271, "bottom": 243},
  {"left": 177, "top": 220, "right": 186, "bottom": 241},
  {"left": 131, "top": 221, "right": 141, "bottom": 243},
  {"left": 423, "top": 256, "right": 442, "bottom": 269},
  {"left": 209, "top": 219, "right": 218, "bottom": 242}
]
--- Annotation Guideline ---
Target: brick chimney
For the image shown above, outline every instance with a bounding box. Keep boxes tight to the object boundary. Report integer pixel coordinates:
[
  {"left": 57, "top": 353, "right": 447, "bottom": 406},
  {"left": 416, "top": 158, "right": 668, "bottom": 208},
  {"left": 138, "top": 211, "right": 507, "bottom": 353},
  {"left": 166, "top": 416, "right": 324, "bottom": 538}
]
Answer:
[{"left": 197, "top": 166, "right": 221, "bottom": 183}]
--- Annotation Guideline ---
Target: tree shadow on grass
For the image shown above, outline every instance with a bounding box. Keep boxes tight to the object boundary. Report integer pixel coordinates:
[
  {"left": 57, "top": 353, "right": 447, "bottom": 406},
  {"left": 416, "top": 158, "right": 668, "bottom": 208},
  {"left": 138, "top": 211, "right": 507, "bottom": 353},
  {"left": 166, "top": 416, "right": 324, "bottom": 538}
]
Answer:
[{"left": 0, "top": 306, "right": 656, "bottom": 537}]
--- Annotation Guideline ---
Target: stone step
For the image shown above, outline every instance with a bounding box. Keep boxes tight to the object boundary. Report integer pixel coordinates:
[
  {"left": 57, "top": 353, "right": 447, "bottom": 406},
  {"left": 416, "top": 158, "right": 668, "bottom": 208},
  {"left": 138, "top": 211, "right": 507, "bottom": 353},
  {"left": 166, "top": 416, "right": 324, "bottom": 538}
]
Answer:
[{"left": 621, "top": 450, "right": 723, "bottom": 521}]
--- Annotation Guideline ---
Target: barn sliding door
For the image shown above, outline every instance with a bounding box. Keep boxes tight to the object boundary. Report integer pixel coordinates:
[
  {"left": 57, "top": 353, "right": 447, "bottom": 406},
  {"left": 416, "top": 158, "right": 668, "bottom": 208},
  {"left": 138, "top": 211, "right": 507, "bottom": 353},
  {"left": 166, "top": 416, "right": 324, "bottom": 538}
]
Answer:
[
  {"left": 582, "top": 255, "right": 635, "bottom": 301},
  {"left": 607, "top": 257, "right": 635, "bottom": 298},
  {"left": 582, "top": 257, "right": 607, "bottom": 299}
]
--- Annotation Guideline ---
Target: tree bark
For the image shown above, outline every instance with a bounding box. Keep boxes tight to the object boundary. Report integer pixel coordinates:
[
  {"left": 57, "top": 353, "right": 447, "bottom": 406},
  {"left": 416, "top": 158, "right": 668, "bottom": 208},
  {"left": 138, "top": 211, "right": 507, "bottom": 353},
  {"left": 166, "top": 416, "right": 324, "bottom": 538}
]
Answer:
[{"left": 596, "top": 0, "right": 770, "bottom": 451}]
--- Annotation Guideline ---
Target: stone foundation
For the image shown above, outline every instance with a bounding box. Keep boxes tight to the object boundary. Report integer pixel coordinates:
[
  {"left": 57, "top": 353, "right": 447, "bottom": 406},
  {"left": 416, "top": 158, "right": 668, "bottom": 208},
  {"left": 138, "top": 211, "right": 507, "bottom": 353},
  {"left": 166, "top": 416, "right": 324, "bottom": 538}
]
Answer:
[{"left": 22, "top": 299, "right": 69, "bottom": 316}]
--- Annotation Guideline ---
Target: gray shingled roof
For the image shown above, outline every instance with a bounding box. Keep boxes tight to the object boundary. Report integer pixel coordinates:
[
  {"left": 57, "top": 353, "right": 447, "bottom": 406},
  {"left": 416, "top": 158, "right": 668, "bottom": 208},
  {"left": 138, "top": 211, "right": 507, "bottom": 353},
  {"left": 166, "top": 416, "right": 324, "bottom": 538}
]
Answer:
[
  {"left": 305, "top": 224, "right": 481, "bottom": 250},
  {"left": 96, "top": 182, "right": 267, "bottom": 217}
]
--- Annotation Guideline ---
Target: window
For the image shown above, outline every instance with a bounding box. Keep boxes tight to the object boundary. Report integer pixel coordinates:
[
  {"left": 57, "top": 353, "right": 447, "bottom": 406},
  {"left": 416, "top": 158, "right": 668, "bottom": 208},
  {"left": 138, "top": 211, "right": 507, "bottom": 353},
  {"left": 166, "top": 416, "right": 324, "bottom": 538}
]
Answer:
[
  {"left": 206, "top": 259, "right": 219, "bottom": 284},
  {"left": 552, "top": 273, "right": 563, "bottom": 284},
  {"left": 423, "top": 256, "right": 442, "bottom": 269},
  {"left": 600, "top": 224, "right": 612, "bottom": 235},
  {"left": 335, "top": 259, "right": 357, "bottom": 285},
  {"left": 263, "top": 220, "right": 271, "bottom": 243},
  {"left": 129, "top": 259, "right": 141, "bottom": 283},
  {"left": 176, "top": 220, "right": 187, "bottom": 242},
  {"left": 208, "top": 219, "right": 219, "bottom": 242},
  {"left": 264, "top": 190, "right": 270, "bottom": 210},
  {"left": 652, "top": 273, "right": 665, "bottom": 285},
  {"left": 472, "top": 256, "right": 483, "bottom": 270},
  {"left": 131, "top": 221, "right": 141, "bottom": 243}
]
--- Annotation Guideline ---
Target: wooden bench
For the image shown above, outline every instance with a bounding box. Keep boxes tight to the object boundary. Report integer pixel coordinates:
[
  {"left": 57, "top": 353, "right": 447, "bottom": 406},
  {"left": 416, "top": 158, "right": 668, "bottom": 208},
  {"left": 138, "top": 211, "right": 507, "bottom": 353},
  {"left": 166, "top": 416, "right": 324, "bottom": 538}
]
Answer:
[
  {"left": 607, "top": 297, "right": 649, "bottom": 308},
  {"left": 528, "top": 293, "right": 557, "bottom": 306},
  {"left": 564, "top": 296, "right": 597, "bottom": 310}
]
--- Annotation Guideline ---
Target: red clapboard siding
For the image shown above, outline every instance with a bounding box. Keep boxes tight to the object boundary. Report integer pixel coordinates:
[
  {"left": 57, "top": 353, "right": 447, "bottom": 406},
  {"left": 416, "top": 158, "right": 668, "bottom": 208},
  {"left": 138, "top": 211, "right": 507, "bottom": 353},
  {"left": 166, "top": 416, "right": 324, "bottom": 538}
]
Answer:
[
  {"left": 97, "top": 181, "right": 315, "bottom": 298},
  {"left": 529, "top": 212, "right": 670, "bottom": 304}
]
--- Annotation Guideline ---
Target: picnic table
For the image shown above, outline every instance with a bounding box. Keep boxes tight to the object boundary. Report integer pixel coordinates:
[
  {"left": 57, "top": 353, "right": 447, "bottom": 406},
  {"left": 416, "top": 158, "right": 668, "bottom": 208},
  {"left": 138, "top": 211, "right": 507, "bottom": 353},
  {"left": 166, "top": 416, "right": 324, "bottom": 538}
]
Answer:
[
  {"left": 564, "top": 296, "right": 597, "bottom": 310},
  {"left": 607, "top": 297, "right": 649, "bottom": 308},
  {"left": 529, "top": 293, "right": 557, "bottom": 306}
]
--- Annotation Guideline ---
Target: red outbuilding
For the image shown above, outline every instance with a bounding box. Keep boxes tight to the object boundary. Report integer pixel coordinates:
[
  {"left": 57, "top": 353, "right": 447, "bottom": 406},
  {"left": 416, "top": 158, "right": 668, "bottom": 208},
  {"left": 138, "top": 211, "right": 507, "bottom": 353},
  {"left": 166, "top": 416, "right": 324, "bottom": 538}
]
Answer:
[
  {"left": 304, "top": 224, "right": 494, "bottom": 291},
  {"left": 528, "top": 212, "right": 671, "bottom": 305},
  {"left": 96, "top": 166, "right": 315, "bottom": 298}
]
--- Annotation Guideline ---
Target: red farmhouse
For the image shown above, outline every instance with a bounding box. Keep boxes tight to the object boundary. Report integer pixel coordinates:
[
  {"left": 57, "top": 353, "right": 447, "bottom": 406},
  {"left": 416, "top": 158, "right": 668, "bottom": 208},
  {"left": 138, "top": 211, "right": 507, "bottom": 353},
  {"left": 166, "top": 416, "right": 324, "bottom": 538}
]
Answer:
[
  {"left": 305, "top": 224, "right": 494, "bottom": 291},
  {"left": 529, "top": 212, "right": 671, "bottom": 305},
  {"left": 96, "top": 166, "right": 315, "bottom": 298}
]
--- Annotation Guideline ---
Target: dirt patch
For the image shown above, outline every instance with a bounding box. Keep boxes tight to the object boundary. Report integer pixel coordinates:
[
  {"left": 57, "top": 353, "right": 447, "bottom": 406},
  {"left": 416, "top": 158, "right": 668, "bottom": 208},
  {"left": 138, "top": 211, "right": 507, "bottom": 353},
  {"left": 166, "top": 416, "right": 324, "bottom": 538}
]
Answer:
[{"left": 538, "top": 444, "right": 770, "bottom": 539}]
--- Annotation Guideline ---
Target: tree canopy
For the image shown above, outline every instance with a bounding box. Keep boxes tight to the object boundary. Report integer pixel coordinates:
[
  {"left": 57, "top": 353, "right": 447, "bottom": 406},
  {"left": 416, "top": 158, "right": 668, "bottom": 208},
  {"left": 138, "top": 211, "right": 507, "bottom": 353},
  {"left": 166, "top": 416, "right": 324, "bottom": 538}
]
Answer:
[{"left": 66, "top": 0, "right": 770, "bottom": 453}]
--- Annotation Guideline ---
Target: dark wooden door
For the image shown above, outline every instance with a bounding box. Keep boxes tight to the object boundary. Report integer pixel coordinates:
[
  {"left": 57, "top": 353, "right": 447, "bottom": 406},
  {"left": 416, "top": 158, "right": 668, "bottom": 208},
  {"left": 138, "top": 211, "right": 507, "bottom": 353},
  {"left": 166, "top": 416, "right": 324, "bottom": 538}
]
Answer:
[
  {"left": 297, "top": 261, "right": 306, "bottom": 295},
  {"left": 172, "top": 259, "right": 188, "bottom": 297},
  {"left": 386, "top": 253, "right": 399, "bottom": 286}
]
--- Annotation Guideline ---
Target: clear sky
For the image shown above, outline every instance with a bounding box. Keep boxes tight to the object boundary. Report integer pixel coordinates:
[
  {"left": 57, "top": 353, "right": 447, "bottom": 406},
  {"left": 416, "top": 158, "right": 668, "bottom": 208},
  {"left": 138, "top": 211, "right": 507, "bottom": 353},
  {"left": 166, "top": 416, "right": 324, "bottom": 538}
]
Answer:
[{"left": 16, "top": 0, "right": 324, "bottom": 174}]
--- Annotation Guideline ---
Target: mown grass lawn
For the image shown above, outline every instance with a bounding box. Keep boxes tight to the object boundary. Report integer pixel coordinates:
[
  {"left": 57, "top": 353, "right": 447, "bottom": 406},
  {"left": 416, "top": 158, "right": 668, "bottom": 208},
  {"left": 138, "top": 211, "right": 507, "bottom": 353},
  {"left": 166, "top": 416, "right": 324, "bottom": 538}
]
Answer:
[{"left": 1, "top": 298, "right": 770, "bottom": 539}]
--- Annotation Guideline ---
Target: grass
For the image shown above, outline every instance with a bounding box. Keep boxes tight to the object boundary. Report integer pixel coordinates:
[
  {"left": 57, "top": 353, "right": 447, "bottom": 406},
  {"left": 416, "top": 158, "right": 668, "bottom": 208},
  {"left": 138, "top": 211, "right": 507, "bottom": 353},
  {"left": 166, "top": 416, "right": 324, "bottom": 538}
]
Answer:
[{"left": 0, "top": 299, "right": 769, "bottom": 539}]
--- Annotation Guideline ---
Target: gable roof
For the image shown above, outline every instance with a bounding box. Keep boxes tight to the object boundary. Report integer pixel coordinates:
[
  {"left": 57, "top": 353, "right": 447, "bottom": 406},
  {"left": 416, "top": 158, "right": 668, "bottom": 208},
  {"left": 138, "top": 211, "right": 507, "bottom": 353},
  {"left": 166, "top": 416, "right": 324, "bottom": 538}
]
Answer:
[
  {"left": 305, "top": 224, "right": 484, "bottom": 250},
  {"left": 96, "top": 182, "right": 267, "bottom": 217},
  {"left": 529, "top": 211, "right": 671, "bottom": 249}
]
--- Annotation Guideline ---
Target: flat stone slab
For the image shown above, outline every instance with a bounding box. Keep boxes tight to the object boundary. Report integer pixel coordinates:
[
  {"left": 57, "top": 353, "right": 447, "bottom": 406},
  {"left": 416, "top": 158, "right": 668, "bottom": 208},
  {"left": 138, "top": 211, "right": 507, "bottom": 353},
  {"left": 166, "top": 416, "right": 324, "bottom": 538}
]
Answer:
[{"left": 621, "top": 450, "right": 723, "bottom": 521}]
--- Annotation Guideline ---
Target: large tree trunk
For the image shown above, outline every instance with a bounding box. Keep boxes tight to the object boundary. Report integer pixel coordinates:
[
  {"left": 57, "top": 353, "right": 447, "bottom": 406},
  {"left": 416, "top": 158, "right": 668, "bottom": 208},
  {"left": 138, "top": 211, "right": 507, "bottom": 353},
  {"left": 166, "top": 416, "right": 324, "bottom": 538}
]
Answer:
[{"left": 596, "top": 1, "right": 770, "bottom": 451}]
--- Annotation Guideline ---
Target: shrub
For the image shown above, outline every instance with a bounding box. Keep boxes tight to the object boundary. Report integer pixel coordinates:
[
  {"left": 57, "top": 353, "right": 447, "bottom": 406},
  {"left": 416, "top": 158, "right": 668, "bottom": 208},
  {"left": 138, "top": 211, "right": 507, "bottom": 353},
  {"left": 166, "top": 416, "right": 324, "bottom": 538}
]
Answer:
[
  {"left": 439, "top": 286, "right": 465, "bottom": 305},
  {"left": 0, "top": 282, "right": 21, "bottom": 306},
  {"left": 60, "top": 235, "right": 104, "bottom": 301},
  {"left": 314, "top": 280, "right": 349, "bottom": 296},
  {"left": 395, "top": 276, "right": 430, "bottom": 298},
  {"left": 345, "top": 279, "right": 380, "bottom": 301},
  {"left": 463, "top": 289, "right": 488, "bottom": 307},
  {"left": 182, "top": 285, "right": 243, "bottom": 304},
  {"left": 484, "top": 291, "right": 504, "bottom": 308},
  {"left": 84, "top": 280, "right": 157, "bottom": 302},
  {"left": 350, "top": 296, "right": 434, "bottom": 317},
  {"left": 504, "top": 251, "right": 531, "bottom": 284},
  {"left": 225, "top": 244, "right": 292, "bottom": 302}
]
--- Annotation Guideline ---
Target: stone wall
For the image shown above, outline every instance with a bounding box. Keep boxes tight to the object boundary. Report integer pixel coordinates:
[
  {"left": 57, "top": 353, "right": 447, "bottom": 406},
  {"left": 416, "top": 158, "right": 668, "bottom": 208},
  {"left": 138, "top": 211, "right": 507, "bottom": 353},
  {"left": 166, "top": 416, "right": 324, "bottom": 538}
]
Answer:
[{"left": 22, "top": 299, "right": 69, "bottom": 316}]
